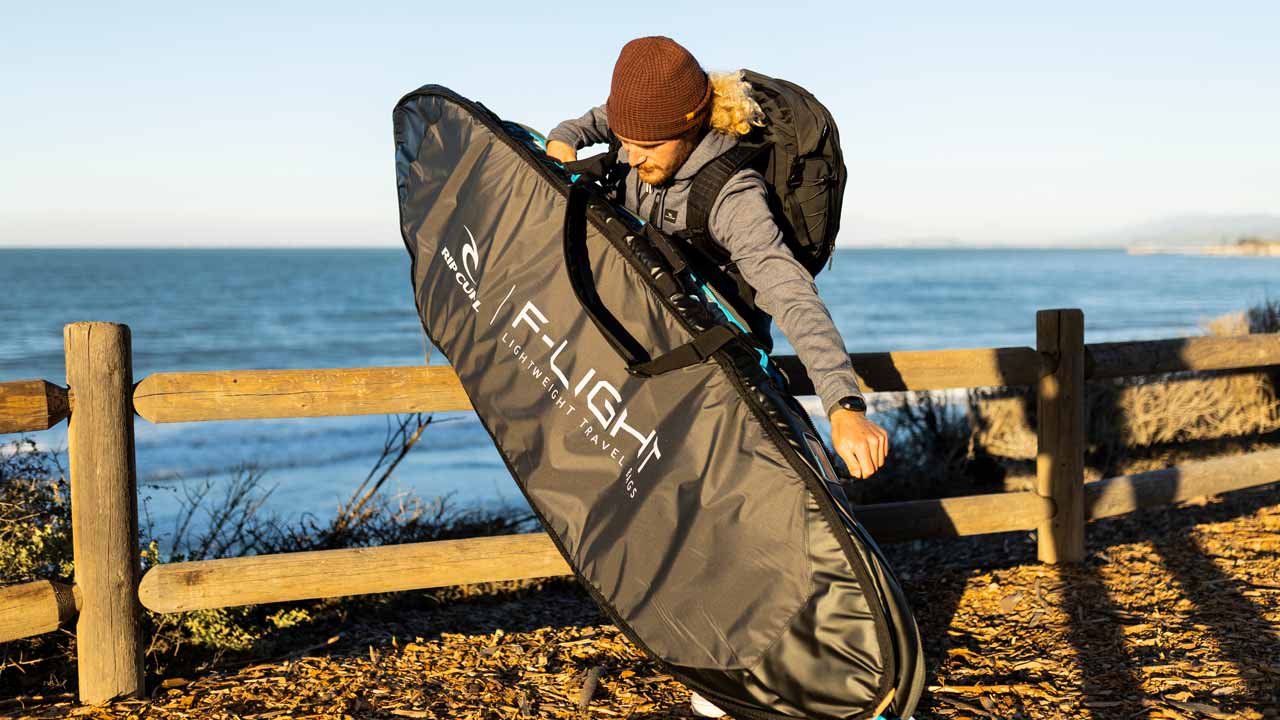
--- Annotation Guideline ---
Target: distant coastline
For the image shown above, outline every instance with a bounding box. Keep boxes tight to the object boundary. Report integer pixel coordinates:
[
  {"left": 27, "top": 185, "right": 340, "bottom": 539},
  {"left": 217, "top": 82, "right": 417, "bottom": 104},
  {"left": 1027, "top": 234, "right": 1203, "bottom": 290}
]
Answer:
[{"left": 1128, "top": 236, "right": 1280, "bottom": 257}]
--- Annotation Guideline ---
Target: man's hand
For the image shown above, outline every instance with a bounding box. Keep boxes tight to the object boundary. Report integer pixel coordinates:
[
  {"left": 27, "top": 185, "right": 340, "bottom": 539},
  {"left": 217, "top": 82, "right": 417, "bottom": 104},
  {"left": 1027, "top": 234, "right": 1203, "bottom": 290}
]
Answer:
[
  {"left": 829, "top": 407, "right": 889, "bottom": 479},
  {"left": 546, "top": 139, "right": 577, "bottom": 164}
]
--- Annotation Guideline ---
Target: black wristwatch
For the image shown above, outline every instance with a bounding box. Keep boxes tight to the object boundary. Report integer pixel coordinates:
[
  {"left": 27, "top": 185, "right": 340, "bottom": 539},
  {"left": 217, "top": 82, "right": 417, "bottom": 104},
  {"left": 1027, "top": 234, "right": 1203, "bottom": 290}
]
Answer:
[{"left": 835, "top": 395, "right": 867, "bottom": 413}]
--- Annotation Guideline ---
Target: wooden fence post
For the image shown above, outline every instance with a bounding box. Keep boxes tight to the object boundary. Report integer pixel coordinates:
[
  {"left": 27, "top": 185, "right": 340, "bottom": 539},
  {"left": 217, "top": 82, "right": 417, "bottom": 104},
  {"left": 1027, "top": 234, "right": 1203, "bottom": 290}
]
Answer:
[
  {"left": 1035, "top": 309, "right": 1086, "bottom": 563},
  {"left": 64, "top": 322, "right": 145, "bottom": 703}
]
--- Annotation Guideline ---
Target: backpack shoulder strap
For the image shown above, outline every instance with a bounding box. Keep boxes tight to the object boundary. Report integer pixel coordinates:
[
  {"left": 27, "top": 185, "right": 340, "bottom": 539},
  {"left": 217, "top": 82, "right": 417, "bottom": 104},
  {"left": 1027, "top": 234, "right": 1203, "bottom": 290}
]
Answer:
[
  {"left": 674, "top": 141, "right": 777, "bottom": 352},
  {"left": 680, "top": 142, "right": 768, "bottom": 262}
]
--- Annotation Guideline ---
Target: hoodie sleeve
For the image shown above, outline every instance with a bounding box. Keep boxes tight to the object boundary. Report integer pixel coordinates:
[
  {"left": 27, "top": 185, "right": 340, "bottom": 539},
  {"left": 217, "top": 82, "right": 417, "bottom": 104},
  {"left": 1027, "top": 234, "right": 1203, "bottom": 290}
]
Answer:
[
  {"left": 707, "top": 168, "right": 866, "bottom": 417},
  {"left": 547, "top": 103, "right": 612, "bottom": 149}
]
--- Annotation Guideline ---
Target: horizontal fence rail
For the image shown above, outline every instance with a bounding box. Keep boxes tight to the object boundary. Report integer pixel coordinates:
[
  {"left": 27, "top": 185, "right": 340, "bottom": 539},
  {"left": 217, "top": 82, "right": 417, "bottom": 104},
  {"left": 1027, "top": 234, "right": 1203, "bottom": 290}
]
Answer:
[
  {"left": 137, "top": 491, "right": 1058, "bottom": 614},
  {"left": 132, "top": 365, "right": 472, "bottom": 423},
  {"left": 5, "top": 335, "right": 1279, "bottom": 434},
  {"left": 0, "top": 379, "right": 70, "bottom": 434},
  {"left": 1086, "top": 334, "right": 1280, "bottom": 379},
  {"left": 1086, "top": 446, "right": 1280, "bottom": 520},
  {"left": 0, "top": 580, "right": 80, "bottom": 643},
  {"left": 133, "top": 348, "right": 1046, "bottom": 423},
  {"left": 140, "top": 533, "right": 570, "bottom": 614},
  {"left": 127, "top": 336, "right": 1280, "bottom": 425},
  {"left": 772, "top": 346, "right": 1046, "bottom": 395}
]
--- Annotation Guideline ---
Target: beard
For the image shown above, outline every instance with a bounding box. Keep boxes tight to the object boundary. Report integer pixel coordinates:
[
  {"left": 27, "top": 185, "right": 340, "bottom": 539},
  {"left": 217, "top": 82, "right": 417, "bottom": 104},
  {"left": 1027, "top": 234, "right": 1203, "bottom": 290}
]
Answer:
[{"left": 637, "top": 164, "right": 671, "bottom": 186}]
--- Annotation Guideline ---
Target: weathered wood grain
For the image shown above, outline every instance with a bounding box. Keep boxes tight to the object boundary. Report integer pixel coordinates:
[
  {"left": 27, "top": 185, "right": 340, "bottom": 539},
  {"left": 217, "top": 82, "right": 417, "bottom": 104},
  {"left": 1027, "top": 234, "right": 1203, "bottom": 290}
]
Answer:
[
  {"left": 130, "top": 348, "right": 1047, "bottom": 425},
  {"left": 1087, "top": 446, "right": 1280, "bottom": 519},
  {"left": 1035, "top": 309, "right": 1086, "bottom": 563},
  {"left": 772, "top": 346, "right": 1044, "bottom": 395},
  {"left": 125, "top": 334, "right": 1280, "bottom": 425},
  {"left": 0, "top": 379, "right": 70, "bottom": 434},
  {"left": 132, "top": 365, "right": 473, "bottom": 423},
  {"left": 0, "top": 580, "right": 81, "bottom": 643},
  {"left": 139, "top": 492, "right": 1054, "bottom": 613},
  {"left": 1087, "top": 335, "right": 1280, "bottom": 379},
  {"left": 139, "top": 533, "right": 570, "bottom": 613},
  {"left": 65, "top": 322, "right": 145, "bottom": 703},
  {"left": 856, "top": 491, "right": 1054, "bottom": 543}
]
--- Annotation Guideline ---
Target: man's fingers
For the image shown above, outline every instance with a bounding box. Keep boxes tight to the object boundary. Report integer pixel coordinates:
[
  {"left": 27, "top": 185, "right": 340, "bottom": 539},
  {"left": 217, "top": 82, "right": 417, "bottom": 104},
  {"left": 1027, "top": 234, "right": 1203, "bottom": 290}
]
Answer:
[
  {"left": 854, "top": 444, "right": 877, "bottom": 479},
  {"left": 830, "top": 417, "right": 891, "bottom": 480},
  {"left": 839, "top": 443, "right": 873, "bottom": 480},
  {"left": 836, "top": 444, "right": 860, "bottom": 479},
  {"left": 848, "top": 453, "right": 866, "bottom": 479},
  {"left": 865, "top": 433, "right": 883, "bottom": 468},
  {"left": 544, "top": 140, "right": 577, "bottom": 164}
]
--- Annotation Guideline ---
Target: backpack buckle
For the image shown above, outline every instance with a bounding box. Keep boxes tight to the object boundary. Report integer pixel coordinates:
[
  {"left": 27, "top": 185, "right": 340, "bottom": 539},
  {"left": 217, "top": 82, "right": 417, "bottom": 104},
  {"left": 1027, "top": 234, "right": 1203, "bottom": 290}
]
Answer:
[{"left": 787, "top": 161, "right": 805, "bottom": 188}]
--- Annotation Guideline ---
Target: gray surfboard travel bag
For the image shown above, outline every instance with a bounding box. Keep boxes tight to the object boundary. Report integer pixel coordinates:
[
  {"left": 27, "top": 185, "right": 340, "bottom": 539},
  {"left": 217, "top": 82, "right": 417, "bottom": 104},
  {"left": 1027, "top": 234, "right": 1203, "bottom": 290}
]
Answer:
[{"left": 393, "top": 84, "right": 925, "bottom": 720}]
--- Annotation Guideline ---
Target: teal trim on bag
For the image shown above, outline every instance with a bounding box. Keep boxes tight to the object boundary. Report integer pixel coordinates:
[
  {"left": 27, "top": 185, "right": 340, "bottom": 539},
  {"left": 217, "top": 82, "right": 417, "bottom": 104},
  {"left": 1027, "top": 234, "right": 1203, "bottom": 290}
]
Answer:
[
  {"left": 504, "top": 117, "right": 776, "bottom": 379},
  {"left": 504, "top": 121, "right": 583, "bottom": 182},
  {"left": 688, "top": 271, "right": 773, "bottom": 374}
]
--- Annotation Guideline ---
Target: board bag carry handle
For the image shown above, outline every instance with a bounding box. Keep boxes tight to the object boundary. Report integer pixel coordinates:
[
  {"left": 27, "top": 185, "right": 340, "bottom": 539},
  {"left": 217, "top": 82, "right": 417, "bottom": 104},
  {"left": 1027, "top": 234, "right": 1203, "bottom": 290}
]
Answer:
[{"left": 562, "top": 184, "right": 739, "bottom": 378}]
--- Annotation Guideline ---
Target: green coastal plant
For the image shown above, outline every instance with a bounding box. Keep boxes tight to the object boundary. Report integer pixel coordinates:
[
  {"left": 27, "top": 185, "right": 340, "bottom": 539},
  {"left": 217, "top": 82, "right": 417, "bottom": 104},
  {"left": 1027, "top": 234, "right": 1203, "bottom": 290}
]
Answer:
[
  {"left": 0, "top": 438, "right": 75, "bottom": 696},
  {"left": 0, "top": 438, "right": 72, "bottom": 584}
]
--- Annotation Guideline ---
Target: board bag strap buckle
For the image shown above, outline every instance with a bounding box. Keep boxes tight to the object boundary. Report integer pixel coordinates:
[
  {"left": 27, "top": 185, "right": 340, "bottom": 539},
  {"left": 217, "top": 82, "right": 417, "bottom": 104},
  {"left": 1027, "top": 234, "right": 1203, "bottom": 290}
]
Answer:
[
  {"left": 627, "top": 325, "right": 739, "bottom": 377},
  {"left": 564, "top": 185, "right": 741, "bottom": 378}
]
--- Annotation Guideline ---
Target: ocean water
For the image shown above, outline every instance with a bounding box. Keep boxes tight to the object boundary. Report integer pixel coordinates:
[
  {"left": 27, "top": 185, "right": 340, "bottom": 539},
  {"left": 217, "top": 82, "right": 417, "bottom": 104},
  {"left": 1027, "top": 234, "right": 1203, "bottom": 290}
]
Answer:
[{"left": 1, "top": 248, "right": 1275, "bottom": 551}]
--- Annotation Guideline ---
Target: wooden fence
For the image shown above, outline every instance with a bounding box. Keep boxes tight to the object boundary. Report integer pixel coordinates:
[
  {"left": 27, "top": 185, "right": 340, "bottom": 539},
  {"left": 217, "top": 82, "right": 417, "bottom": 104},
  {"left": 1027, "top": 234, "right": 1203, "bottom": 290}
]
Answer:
[{"left": 2, "top": 310, "right": 1279, "bottom": 704}]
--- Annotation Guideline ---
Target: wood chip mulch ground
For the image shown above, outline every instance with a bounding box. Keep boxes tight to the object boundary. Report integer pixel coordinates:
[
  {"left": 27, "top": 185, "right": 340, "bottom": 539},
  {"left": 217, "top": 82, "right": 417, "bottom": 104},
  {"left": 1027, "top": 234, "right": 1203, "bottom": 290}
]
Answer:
[{"left": 4, "top": 483, "right": 1277, "bottom": 720}]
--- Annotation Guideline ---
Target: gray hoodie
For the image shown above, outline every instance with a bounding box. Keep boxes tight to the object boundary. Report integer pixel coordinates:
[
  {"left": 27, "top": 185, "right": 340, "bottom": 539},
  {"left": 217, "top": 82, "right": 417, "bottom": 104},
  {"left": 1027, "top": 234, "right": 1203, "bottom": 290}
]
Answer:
[{"left": 548, "top": 104, "right": 865, "bottom": 416}]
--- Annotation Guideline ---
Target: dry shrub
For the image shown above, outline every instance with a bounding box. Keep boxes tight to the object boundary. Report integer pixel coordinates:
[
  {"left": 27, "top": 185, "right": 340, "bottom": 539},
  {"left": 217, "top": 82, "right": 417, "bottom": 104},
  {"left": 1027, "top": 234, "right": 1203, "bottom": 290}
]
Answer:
[
  {"left": 971, "top": 372, "right": 1279, "bottom": 455},
  {"left": 1246, "top": 296, "right": 1280, "bottom": 333},
  {"left": 0, "top": 414, "right": 535, "bottom": 696},
  {"left": 1203, "top": 311, "right": 1250, "bottom": 336},
  {"left": 970, "top": 299, "right": 1280, "bottom": 477},
  {"left": 966, "top": 388, "right": 1037, "bottom": 462},
  {"left": 1092, "top": 370, "right": 1278, "bottom": 442},
  {"left": 1201, "top": 296, "right": 1280, "bottom": 336},
  {"left": 843, "top": 389, "right": 1004, "bottom": 504}
]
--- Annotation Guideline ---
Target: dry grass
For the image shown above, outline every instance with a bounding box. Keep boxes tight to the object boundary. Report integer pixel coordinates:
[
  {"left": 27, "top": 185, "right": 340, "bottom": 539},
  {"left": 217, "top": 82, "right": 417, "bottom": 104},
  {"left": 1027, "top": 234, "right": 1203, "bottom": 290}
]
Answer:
[
  {"left": 971, "top": 369, "right": 1280, "bottom": 466},
  {"left": 846, "top": 389, "right": 990, "bottom": 504},
  {"left": 971, "top": 304, "right": 1280, "bottom": 483},
  {"left": 1202, "top": 312, "right": 1251, "bottom": 338}
]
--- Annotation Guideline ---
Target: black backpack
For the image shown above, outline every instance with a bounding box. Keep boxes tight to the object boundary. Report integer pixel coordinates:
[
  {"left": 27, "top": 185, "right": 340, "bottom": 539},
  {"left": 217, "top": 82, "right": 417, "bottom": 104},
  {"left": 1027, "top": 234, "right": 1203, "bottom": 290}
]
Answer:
[{"left": 574, "top": 69, "right": 848, "bottom": 351}]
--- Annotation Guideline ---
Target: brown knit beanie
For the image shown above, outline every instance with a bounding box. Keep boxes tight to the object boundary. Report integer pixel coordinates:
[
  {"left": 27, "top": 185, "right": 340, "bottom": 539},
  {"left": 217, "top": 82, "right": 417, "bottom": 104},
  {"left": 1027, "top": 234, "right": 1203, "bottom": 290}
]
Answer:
[{"left": 606, "top": 36, "right": 712, "bottom": 141}]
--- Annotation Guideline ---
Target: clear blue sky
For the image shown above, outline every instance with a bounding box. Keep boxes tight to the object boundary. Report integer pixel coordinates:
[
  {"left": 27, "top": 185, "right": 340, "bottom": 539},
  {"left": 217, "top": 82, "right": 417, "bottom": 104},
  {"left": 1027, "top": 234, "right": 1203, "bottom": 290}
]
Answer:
[{"left": 2, "top": 1, "right": 1277, "bottom": 247}]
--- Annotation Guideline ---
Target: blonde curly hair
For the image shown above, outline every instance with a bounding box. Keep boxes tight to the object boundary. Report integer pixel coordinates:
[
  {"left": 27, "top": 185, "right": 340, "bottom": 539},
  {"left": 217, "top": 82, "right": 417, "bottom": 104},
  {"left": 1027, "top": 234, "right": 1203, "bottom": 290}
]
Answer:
[{"left": 708, "top": 70, "right": 766, "bottom": 136}]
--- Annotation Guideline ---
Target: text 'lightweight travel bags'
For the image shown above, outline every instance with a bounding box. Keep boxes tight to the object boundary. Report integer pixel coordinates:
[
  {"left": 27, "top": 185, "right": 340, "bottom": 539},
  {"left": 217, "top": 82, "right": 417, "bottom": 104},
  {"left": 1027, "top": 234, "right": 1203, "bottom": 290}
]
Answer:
[{"left": 394, "top": 84, "right": 925, "bottom": 720}]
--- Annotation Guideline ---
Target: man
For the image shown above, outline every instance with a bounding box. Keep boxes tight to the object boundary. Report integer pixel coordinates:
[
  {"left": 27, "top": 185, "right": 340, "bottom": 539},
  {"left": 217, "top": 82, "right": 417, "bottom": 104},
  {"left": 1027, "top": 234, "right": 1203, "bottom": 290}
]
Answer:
[
  {"left": 546, "top": 36, "right": 887, "bottom": 482},
  {"left": 546, "top": 36, "right": 892, "bottom": 718}
]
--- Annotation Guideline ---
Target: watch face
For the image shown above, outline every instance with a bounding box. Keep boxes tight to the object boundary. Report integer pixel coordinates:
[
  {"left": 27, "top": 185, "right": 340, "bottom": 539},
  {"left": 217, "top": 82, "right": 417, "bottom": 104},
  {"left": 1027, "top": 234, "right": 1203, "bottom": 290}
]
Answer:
[{"left": 840, "top": 396, "right": 867, "bottom": 412}]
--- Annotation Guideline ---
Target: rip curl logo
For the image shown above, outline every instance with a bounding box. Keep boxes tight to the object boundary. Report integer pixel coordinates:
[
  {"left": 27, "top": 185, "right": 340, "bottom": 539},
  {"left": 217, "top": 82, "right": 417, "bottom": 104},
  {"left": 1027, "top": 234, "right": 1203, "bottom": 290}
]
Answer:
[{"left": 440, "top": 225, "right": 483, "bottom": 312}]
